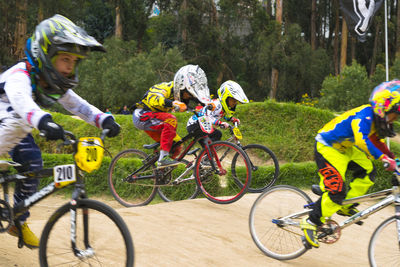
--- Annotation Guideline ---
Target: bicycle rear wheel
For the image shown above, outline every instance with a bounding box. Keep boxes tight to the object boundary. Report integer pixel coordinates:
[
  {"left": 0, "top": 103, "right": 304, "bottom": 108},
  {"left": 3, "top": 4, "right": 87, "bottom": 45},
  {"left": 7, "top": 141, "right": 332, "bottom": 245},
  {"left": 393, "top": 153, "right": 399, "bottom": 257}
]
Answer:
[
  {"left": 232, "top": 144, "right": 279, "bottom": 193},
  {"left": 108, "top": 149, "right": 157, "bottom": 207},
  {"left": 195, "top": 141, "right": 251, "bottom": 204},
  {"left": 249, "top": 185, "right": 312, "bottom": 260},
  {"left": 157, "top": 159, "right": 201, "bottom": 202},
  {"left": 39, "top": 199, "right": 134, "bottom": 267},
  {"left": 369, "top": 216, "right": 400, "bottom": 267}
]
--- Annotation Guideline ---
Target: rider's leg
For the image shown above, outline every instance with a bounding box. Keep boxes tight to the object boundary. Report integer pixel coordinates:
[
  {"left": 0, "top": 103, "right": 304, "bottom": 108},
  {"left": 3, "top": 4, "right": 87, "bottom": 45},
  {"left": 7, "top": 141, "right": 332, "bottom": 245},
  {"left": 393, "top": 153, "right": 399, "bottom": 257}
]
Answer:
[
  {"left": 303, "top": 142, "right": 350, "bottom": 248},
  {"left": 345, "top": 148, "right": 375, "bottom": 200},
  {"left": 133, "top": 109, "right": 179, "bottom": 166},
  {"left": 8, "top": 134, "right": 41, "bottom": 248}
]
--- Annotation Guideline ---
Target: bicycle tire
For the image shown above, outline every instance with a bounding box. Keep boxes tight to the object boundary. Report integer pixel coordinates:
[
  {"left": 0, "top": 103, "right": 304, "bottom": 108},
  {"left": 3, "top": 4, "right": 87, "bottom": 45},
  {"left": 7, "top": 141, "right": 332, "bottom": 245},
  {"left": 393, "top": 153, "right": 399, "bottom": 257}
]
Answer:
[
  {"left": 232, "top": 144, "right": 279, "bottom": 193},
  {"left": 368, "top": 216, "right": 400, "bottom": 267},
  {"left": 39, "top": 199, "right": 134, "bottom": 267},
  {"left": 108, "top": 149, "right": 158, "bottom": 207},
  {"left": 194, "top": 141, "right": 251, "bottom": 204},
  {"left": 157, "top": 159, "right": 201, "bottom": 202},
  {"left": 249, "top": 185, "right": 312, "bottom": 260}
]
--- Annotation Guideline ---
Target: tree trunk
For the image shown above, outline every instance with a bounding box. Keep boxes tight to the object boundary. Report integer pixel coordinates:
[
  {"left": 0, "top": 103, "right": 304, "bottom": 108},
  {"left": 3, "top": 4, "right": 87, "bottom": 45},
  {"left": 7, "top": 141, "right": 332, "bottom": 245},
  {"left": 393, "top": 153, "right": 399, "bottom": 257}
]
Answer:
[
  {"left": 370, "top": 21, "right": 381, "bottom": 76},
  {"left": 14, "top": 0, "right": 27, "bottom": 59},
  {"left": 311, "top": 0, "right": 316, "bottom": 50},
  {"left": 115, "top": 5, "right": 122, "bottom": 38},
  {"left": 333, "top": 0, "right": 340, "bottom": 75},
  {"left": 396, "top": 0, "right": 400, "bottom": 56},
  {"left": 181, "top": 0, "right": 188, "bottom": 43},
  {"left": 38, "top": 0, "right": 44, "bottom": 22},
  {"left": 340, "top": 19, "right": 348, "bottom": 72},
  {"left": 351, "top": 36, "right": 356, "bottom": 61},
  {"left": 270, "top": 0, "right": 282, "bottom": 100}
]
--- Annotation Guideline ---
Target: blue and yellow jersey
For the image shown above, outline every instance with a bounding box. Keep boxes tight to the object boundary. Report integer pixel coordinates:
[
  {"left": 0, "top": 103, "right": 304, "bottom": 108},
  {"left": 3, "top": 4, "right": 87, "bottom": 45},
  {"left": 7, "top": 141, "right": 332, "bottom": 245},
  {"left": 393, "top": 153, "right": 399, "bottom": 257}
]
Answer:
[
  {"left": 316, "top": 104, "right": 384, "bottom": 160},
  {"left": 136, "top": 82, "right": 174, "bottom": 112}
]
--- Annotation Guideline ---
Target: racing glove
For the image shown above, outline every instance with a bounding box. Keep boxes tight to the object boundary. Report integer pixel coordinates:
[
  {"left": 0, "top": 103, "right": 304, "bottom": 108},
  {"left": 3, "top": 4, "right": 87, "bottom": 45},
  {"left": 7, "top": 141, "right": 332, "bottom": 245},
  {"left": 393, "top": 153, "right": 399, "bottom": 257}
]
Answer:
[
  {"left": 102, "top": 117, "right": 121, "bottom": 137},
  {"left": 38, "top": 116, "right": 65, "bottom": 141},
  {"left": 173, "top": 101, "right": 187, "bottom": 112},
  {"left": 230, "top": 117, "right": 240, "bottom": 125},
  {"left": 217, "top": 121, "right": 229, "bottom": 129},
  {"left": 381, "top": 155, "right": 397, "bottom": 171}
]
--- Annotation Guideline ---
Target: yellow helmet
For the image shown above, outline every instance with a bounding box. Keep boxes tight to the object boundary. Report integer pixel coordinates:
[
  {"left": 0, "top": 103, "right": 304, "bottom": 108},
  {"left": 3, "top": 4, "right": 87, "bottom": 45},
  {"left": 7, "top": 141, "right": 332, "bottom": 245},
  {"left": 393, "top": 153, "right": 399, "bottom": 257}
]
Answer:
[{"left": 217, "top": 80, "right": 249, "bottom": 117}]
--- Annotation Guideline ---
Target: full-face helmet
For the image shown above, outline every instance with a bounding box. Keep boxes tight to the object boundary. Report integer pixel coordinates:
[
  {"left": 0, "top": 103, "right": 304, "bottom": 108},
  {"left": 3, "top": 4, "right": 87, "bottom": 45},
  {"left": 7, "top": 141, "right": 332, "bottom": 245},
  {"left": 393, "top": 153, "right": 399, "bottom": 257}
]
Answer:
[
  {"left": 369, "top": 79, "right": 400, "bottom": 137},
  {"left": 173, "top": 64, "right": 210, "bottom": 104},
  {"left": 217, "top": 80, "right": 249, "bottom": 117},
  {"left": 25, "top": 14, "right": 105, "bottom": 101}
]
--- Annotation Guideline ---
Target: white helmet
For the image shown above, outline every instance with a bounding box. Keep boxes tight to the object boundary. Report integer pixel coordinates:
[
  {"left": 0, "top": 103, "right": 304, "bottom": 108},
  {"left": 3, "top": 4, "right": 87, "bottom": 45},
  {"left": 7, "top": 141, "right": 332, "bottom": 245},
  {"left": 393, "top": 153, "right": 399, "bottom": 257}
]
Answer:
[
  {"left": 217, "top": 80, "right": 249, "bottom": 117},
  {"left": 173, "top": 64, "right": 211, "bottom": 104}
]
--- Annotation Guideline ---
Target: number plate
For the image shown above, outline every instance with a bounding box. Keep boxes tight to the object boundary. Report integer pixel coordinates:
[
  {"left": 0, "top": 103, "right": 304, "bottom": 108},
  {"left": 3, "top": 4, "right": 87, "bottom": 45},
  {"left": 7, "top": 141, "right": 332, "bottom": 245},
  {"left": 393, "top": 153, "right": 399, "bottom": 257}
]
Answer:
[{"left": 54, "top": 164, "right": 76, "bottom": 188}]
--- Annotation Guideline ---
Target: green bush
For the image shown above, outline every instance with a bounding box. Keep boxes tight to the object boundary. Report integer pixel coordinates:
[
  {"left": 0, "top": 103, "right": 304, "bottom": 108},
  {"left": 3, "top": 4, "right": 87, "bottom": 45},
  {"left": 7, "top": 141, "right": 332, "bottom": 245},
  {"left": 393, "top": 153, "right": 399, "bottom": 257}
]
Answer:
[{"left": 318, "top": 60, "right": 372, "bottom": 112}]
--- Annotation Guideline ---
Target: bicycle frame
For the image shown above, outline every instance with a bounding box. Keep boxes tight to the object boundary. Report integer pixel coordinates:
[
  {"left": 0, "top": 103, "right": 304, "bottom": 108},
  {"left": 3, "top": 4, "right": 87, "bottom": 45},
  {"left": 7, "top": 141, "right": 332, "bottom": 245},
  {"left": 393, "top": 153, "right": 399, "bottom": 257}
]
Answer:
[
  {"left": 127, "top": 129, "right": 228, "bottom": 185},
  {"left": 283, "top": 177, "right": 400, "bottom": 232},
  {"left": 0, "top": 130, "right": 106, "bottom": 253}
]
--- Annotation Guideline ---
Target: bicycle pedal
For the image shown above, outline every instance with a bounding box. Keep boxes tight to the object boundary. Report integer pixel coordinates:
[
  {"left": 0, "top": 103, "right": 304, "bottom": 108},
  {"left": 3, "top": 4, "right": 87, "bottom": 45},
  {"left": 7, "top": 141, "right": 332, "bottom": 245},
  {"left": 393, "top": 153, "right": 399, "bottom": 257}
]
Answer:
[
  {"left": 355, "top": 221, "right": 363, "bottom": 226},
  {"left": 301, "top": 236, "right": 313, "bottom": 250}
]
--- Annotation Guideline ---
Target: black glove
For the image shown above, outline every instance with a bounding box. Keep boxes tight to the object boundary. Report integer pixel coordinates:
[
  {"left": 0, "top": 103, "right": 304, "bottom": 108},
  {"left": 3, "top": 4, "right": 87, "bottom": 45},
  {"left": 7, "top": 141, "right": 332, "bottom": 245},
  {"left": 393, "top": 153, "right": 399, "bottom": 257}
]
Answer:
[
  {"left": 102, "top": 117, "right": 121, "bottom": 137},
  {"left": 38, "top": 116, "right": 64, "bottom": 140}
]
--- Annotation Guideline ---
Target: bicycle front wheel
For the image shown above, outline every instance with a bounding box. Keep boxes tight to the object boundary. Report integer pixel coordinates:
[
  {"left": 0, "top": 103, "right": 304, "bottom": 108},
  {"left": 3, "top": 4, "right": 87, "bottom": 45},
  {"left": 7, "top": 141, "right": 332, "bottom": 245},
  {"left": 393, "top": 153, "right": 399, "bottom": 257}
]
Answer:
[
  {"left": 369, "top": 216, "right": 400, "bottom": 267},
  {"left": 39, "top": 199, "right": 134, "bottom": 267},
  {"left": 157, "top": 159, "right": 201, "bottom": 202},
  {"left": 108, "top": 149, "right": 158, "bottom": 207},
  {"left": 249, "top": 185, "right": 312, "bottom": 260},
  {"left": 232, "top": 144, "right": 279, "bottom": 193},
  {"left": 195, "top": 141, "right": 251, "bottom": 204}
]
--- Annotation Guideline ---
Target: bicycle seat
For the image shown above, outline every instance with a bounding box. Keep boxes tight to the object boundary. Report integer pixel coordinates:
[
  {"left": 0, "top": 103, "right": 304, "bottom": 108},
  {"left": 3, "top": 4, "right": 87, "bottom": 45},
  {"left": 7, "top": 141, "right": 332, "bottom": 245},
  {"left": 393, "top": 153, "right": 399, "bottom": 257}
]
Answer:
[
  {"left": 143, "top": 143, "right": 160, "bottom": 150},
  {"left": 0, "top": 160, "right": 21, "bottom": 170},
  {"left": 311, "top": 184, "right": 324, "bottom": 196}
]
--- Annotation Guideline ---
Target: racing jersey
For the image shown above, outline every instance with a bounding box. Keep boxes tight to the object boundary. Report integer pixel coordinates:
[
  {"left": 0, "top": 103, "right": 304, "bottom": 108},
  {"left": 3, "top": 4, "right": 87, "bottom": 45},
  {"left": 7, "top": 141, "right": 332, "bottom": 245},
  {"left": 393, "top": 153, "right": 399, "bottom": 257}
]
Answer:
[
  {"left": 135, "top": 82, "right": 175, "bottom": 112},
  {"left": 0, "top": 61, "right": 112, "bottom": 129},
  {"left": 187, "top": 98, "right": 228, "bottom": 127},
  {"left": 316, "top": 104, "right": 391, "bottom": 160}
]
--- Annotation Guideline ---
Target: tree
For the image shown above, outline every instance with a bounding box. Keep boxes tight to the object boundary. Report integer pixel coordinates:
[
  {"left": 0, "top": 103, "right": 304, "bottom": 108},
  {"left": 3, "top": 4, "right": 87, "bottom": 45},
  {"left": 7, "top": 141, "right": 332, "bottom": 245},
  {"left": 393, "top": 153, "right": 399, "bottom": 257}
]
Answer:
[
  {"left": 13, "top": 0, "right": 28, "bottom": 59},
  {"left": 269, "top": 0, "right": 282, "bottom": 100}
]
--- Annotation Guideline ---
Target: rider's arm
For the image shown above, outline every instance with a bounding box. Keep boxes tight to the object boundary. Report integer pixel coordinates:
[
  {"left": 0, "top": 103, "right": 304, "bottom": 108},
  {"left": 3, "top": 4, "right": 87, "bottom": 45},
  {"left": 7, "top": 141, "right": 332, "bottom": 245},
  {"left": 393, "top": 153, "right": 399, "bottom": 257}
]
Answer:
[
  {"left": 369, "top": 133, "right": 395, "bottom": 158},
  {"left": 57, "top": 89, "right": 113, "bottom": 128},
  {"left": 4, "top": 63, "right": 50, "bottom": 128},
  {"left": 352, "top": 115, "right": 385, "bottom": 160},
  {"left": 144, "top": 83, "right": 174, "bottom": 111}
]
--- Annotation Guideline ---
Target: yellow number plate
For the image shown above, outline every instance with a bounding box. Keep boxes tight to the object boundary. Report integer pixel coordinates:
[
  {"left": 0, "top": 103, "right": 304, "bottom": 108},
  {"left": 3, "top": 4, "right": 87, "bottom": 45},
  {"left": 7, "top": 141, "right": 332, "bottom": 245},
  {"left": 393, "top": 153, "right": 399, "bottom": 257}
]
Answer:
[
  {"left": 74, "top": 137, "right": 104, "bottom": 173},
  {"left": 233, "top": 127, "right": 243, "bottom": 140}
]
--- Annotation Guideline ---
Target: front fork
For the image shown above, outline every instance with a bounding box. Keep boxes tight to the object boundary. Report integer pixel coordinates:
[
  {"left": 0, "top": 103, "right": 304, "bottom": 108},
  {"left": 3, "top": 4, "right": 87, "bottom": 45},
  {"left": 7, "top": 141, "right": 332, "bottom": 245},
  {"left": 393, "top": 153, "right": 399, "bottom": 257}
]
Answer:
[
  {"left": 70, "top": 185, "right": 95, "bottom": 259},
  {"left": 203, "top": 138, "right": 226, "bottom": 175}
]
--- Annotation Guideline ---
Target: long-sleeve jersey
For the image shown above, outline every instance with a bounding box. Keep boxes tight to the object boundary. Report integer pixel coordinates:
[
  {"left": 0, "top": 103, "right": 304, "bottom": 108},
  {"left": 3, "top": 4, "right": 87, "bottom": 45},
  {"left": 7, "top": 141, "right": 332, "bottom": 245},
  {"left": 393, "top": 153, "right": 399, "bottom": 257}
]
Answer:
[
  {"left": 186, "top": 98, "right": 231, "bottom": 127},
  {"left": 316, "top": 104, "right": 391, "bottom": 160},
  {"left": 0, "top": 62, "right": 112, "bottom": 130},
  {"left": 135, "top": 82, "right": 175, "bottom": 112}
]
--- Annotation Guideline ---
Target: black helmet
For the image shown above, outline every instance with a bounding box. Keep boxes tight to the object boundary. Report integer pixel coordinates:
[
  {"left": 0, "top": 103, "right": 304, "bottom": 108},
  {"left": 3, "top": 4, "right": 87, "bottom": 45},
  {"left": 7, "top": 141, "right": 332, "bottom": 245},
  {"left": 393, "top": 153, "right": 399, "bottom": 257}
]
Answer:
[{"left": 25, "top": 14, "right": 105, "bottom": 100}]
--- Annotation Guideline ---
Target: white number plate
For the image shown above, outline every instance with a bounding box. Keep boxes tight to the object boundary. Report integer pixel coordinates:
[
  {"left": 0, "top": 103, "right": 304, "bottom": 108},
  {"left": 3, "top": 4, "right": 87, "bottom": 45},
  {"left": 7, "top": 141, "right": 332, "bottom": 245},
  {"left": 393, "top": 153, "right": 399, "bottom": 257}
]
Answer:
[{"left": 54, "top": 164, "right": 76, "bottom": 187}]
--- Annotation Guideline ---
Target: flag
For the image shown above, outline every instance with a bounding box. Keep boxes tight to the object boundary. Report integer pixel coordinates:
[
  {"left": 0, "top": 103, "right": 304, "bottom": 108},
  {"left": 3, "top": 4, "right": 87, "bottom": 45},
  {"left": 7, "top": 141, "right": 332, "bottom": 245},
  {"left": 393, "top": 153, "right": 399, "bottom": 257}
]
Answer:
[{"left": 339, "top": 0, "right": 384, "bottom": 42}]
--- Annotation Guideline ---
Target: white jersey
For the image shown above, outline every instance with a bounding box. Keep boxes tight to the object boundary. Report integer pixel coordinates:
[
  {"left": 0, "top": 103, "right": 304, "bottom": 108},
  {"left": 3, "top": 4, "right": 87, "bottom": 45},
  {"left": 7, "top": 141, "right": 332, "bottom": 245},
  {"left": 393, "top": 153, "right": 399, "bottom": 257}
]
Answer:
[
  {"left": 186, "top": 99, "right": 226, "bottom": 127},
  {"left": 0, "top": 62, "right": 112, "bottom": 154}
]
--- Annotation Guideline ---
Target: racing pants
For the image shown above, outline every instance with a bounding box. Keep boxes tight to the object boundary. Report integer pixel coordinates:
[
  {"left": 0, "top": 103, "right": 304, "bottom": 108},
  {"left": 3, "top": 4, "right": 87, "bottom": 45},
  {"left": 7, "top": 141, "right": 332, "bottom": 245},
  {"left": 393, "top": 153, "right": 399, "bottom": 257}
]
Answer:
[
  {"left": 309, "top": 141, "right": 375, "bottom": 225},
  {"left": 132, "top": 109, "right": 182, "bottom": 157}
]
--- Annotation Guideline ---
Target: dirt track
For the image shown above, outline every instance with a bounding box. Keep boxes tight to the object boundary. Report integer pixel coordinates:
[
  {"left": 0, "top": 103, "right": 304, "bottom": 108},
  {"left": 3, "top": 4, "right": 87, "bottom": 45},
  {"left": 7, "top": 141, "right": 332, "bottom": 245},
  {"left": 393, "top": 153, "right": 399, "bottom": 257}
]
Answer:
[{"left": 0, "top": 192, "right": 394, "bottom": 267}]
